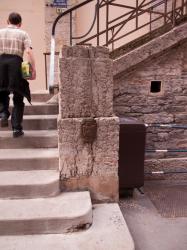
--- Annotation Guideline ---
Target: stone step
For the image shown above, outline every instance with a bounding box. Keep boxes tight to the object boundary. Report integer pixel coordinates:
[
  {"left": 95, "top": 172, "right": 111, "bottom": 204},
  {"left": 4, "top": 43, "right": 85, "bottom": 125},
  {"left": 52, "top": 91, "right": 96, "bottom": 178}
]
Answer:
[
  {"left": 31, "top": 92, "right": 53, "bottom": 102},
  {"left": 0, "top": 203, "right": 134, "bottom": 250},
  {"left": 0, "top": 130, "right": 58, "bottom": 149},
  {"left": 0, "top": 191, "right": 92, "bottom": 235},
  {"left": 0, "top": 170, "right": 60, "bottom": 199},
  {"left": 0, "top": 115, "right": 57, "bottom": 131},
  {"left": 0, "top": 148, "right": 59, "bottom": 171},
  {"left": 10, "top": 103, "right": 59, "bottom": 115}
]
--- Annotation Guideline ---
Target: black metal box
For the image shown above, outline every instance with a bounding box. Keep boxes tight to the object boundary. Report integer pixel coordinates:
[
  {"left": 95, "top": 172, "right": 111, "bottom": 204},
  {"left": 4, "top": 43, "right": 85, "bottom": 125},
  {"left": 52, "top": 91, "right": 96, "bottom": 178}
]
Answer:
[{"left": 119, "top": 118, "right": 146, "bottom": 194}]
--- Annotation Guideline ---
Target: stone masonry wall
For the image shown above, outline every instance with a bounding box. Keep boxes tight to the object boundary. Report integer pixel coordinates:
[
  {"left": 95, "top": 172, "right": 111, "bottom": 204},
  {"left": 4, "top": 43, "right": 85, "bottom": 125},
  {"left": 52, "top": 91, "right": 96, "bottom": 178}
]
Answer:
[
  {"left": 58, "top": 46, "right": 119, "bottom": 202},
  {"left": 114, "top": 42, "right": 187, "bottom": 178}
]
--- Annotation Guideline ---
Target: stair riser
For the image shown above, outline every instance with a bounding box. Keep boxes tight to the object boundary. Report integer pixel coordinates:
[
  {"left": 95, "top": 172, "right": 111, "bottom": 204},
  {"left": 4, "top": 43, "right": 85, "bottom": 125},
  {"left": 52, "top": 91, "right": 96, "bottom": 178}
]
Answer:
[
  {"left": 0, "top": 137, "right": 58, "bottom": 149},
  {"left": 0, "top": 214, "right": 92, "bottom": 235},
  {"left": 0, "top": 158, "right": 59, "bottom": 171},
  {"left": 0, "top": 119, "right": 57, "bottom": 130},
  {"left": 10, "top": 106, "right": 59, "bottom": 115},
  {"left": 31, "top": 94, "right": 53, "bottom": 102},
  {"left": 0, "top": 181, "right": 60, "bottom": 199}
]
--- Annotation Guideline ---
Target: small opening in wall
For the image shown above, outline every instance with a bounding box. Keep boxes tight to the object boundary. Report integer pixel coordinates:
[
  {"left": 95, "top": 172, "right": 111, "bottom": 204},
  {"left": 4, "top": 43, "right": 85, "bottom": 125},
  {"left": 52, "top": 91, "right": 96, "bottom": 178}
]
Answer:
[{"left": 150, "top": 81, "right": 161, "bottom": 93}]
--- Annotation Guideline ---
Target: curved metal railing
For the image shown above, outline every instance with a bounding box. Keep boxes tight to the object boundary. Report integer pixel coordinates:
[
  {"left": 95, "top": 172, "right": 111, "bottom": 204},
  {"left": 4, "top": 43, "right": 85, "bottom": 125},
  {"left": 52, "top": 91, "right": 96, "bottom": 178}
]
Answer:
[{"left": 48, "top": 0, "right": 187, "bottom": 91}]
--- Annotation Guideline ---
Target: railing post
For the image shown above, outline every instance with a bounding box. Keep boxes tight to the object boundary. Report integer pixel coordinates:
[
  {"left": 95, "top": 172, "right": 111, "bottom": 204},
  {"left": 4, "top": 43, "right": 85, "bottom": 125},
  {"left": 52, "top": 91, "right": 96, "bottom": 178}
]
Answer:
[
  {"left": 70, "top": 12, "right": 73, "bottom": 46},
  {"left": 136, "top": 0, "right": 138, "bottom": 29},
  {"left": 44, "top": 53, "right": 48, "bottom": 90},
  {"left": 164, "top": 0, "right": 168, "bottom": 25},
  {"left": 150, "top": 6, "right": 152, "bottom": 33},
  {"left": 97, "top": 0, "right": 100, "bottom": 46},
  {"left": 182, "top": 0, "right": 185, "bottom": 15},
  {"left": 106, "top": 0, "right": 109, "bottom": 46},
  {"left": 183, "top": 0, "right": 187, "bottom": 15},
  {"left": 172, "top": 0, "right": 176, "bottom": 27}
]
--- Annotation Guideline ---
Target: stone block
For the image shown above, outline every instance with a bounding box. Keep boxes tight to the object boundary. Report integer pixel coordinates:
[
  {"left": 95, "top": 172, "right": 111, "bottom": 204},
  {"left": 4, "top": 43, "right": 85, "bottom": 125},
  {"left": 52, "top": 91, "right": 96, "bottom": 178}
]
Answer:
[
  {"left": 58, "top": 116, "right": 119, "bottom": 202},
  {"left": 143, "top": 113, "right": 174, "bottom": 124},
  {"left": 58, "top": 46, "right": 113, "bottom": 118}
]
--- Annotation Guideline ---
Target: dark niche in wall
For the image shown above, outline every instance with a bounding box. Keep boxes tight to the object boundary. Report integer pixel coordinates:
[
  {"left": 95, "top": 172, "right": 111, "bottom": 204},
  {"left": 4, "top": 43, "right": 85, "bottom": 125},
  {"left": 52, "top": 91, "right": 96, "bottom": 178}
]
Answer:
[{"left": 150, "top": 80, "right": 161, "bottom": 93}]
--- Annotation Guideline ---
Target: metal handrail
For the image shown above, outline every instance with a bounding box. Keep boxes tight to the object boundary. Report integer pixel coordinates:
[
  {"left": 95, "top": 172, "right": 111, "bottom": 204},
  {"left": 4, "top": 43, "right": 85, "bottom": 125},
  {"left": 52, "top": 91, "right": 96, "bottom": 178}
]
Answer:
[
  {"left": 52, "top": 0, "right": 95, "bottom": 37},
  {"left": 48, "top": 0, "right": 187, "bottom": 91}
]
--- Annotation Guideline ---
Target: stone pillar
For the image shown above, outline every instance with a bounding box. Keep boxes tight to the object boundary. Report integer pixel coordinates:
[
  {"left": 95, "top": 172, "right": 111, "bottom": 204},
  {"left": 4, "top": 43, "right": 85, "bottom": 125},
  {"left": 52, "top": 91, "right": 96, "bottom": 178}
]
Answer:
[{"left": 58, "top": 46, "right": 119, "bottom": 202}]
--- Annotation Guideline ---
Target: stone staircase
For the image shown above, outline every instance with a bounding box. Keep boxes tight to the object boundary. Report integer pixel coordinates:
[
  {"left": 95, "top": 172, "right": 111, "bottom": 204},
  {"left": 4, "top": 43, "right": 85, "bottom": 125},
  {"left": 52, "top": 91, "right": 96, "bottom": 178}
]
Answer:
[
  {"left": 0, "top": 92, "right": 134, "bottom": 250},
  {"left": 0, "top": 92, "right": 92, "bottom": 235}
]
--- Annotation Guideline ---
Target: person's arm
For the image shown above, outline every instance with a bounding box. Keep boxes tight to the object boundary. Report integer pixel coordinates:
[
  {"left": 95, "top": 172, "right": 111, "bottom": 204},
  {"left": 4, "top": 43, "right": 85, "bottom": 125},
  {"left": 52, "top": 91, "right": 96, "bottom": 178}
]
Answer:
[{"left": 25, "top": 47, "right": 36, "bottom": 80}]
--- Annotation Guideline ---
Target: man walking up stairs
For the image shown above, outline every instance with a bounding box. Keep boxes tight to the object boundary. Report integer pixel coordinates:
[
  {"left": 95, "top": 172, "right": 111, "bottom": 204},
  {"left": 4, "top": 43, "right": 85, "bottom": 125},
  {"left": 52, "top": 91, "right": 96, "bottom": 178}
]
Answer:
[{"left": 0, "top": 12, "right": 36, "bottom": 137}]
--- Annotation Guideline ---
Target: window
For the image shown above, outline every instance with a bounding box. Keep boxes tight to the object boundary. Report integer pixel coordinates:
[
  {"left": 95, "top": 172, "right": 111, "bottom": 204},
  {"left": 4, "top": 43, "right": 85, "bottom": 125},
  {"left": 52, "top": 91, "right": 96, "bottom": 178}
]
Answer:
[{"left": 150, "top": 81, "right": 161, "bottom": 93}]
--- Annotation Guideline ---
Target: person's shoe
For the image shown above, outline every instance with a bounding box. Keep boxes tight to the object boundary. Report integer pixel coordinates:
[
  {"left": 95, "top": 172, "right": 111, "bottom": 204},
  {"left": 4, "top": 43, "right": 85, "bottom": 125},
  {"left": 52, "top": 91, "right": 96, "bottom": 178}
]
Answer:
[
  {"left": 13, "top": 130, "right": 24, "bottom": 138},
  {"left": 1, "top": 117, "right": 8, "bottom": 127}
]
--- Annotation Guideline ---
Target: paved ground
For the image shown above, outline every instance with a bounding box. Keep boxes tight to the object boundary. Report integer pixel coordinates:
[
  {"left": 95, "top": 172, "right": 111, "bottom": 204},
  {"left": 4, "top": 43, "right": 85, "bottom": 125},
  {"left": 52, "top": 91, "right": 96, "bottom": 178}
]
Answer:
[{"left": 119, "top": 182, "right": 187, "bottom": 250}]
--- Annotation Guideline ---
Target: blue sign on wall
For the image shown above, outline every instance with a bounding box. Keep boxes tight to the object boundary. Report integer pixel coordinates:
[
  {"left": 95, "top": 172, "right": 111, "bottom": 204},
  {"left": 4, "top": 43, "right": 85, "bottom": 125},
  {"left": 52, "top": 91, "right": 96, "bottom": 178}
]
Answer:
[{"left": 53, "top": 0, "right": 67, "bottom": 7}]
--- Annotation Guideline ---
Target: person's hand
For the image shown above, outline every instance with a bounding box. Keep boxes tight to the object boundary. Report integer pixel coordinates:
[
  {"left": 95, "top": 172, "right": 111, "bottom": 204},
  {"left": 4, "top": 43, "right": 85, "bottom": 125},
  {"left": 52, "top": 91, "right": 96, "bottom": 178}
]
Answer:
[{"left": 31, "top": 68, "right": 36, "bottom": 80}]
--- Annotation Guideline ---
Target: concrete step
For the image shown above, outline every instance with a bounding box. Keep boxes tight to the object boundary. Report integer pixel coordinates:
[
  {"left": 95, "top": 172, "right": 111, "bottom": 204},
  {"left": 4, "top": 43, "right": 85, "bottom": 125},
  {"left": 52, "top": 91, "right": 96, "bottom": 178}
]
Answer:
[
  {"left": 0, "top": 130, "right": 58, "bottom": 149},
  {"left": 0, "top": 191, "right": 92, "bottom": 235},
  {"left": 0, "top": 203, "right": 134, "bottom": 250},
  {"left": 0, "top": 115, "right": 57, "bottom": 131},
  {"left": 0, "top": 170, "right": 60, "bottom": 199},
  {"left": 10, "top": 103, "right": 59, "bottom": 115},
  {"left": 0, "top": 148, "right": 59, "bottom": 171}
]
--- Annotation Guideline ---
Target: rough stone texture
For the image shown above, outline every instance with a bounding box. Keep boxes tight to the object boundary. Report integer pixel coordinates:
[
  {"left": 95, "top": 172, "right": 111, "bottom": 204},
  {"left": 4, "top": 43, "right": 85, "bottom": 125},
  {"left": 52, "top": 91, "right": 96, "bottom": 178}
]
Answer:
[
  {"left": 59, "top": 46, "right": 113, "bottom": 118},
  {"left": 58, "top": 117, "right": 119, "bottom": 202},
  {"left": 145, "top": 157, "right": 187, "bottom": 180},
  {"left": 113, "top": 26, "right": 187, "bottom": 177},
  {"left": 58, "top": 46, "right": 119, "bottom": 202},
  {"left": 61, "top": 175, "right": 119, "bottom": 203}
]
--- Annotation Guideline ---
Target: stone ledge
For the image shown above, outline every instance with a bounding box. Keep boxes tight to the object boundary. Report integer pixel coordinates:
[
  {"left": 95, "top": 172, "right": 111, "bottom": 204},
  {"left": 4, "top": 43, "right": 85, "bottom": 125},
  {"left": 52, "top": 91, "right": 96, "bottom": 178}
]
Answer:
[
  {"left": 0, "top": 203, "right": 134, "bottom": 250},
  {"left": 0, "top": 191, "right": 92, "bottom": 235},
  {"left": 113, "top": 21, "right": 187, "bottom": 76}
]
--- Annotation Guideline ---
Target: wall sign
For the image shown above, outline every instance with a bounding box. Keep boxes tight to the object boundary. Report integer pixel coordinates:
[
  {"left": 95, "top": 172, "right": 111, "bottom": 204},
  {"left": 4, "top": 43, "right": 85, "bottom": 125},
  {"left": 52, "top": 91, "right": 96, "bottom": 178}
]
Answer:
[{"left": 53, "top": 0, "right": 67, "bottom": 7}]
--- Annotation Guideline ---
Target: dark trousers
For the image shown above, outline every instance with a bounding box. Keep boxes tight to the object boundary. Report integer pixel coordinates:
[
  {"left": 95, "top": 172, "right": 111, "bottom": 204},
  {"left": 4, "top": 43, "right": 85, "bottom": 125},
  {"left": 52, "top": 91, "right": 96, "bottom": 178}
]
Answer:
[{"left": 0, "top": 90, "right": 24, "bottom": 130}]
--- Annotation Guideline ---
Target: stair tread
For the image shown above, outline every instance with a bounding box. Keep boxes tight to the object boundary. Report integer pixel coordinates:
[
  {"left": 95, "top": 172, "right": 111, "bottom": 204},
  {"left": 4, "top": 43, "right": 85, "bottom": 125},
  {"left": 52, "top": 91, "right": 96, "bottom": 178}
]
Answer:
[
  {"left": 0, "top": 148, "right": 58, "bottom": 159},
  {"left": 0, "top": 191, "right": 91, "bottom": 220},
  {"left": 23, "top": 114, "right": 57, "bottom": 119},
  {"left": 0, "top": 170, "right": 59, "bottom": 185},
  {"left": 1, "top": 114, "right": 57, "bottom": 121},
  {"left": 0, "top": 204, "right": 134, "bottom": 250},
  {"left": 10, "top": 102, "right": 58, "bottom": 106},
  {"left": 0, "top": 130, "right": 57, "bottom": 138}
]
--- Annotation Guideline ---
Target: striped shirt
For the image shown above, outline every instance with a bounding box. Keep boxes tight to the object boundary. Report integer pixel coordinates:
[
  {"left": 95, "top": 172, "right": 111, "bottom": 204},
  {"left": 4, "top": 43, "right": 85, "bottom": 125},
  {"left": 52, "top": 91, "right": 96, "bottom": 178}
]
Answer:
[{"left": 0, "top": 25, "right": 32, "bottom": 58}]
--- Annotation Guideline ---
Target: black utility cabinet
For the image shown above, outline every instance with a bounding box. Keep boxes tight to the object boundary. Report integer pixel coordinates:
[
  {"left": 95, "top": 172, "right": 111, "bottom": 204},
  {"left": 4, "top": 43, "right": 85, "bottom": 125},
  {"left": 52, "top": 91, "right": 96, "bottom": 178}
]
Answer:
[{"left": 119, "top": 118, "right": 146, "bottom": 196}]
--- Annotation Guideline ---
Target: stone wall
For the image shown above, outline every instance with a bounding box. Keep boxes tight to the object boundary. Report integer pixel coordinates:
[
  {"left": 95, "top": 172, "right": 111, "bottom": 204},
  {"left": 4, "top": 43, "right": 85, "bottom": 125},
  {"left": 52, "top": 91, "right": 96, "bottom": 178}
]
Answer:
[
  {"left": 45, "top": 0, "right": 78, "bottom": 51},
  {"left": 113, "top": 41, "right": 187, "bottom": 178},
  {"left": 58, "top": 46, "right": 119, "bottom": 202}
]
